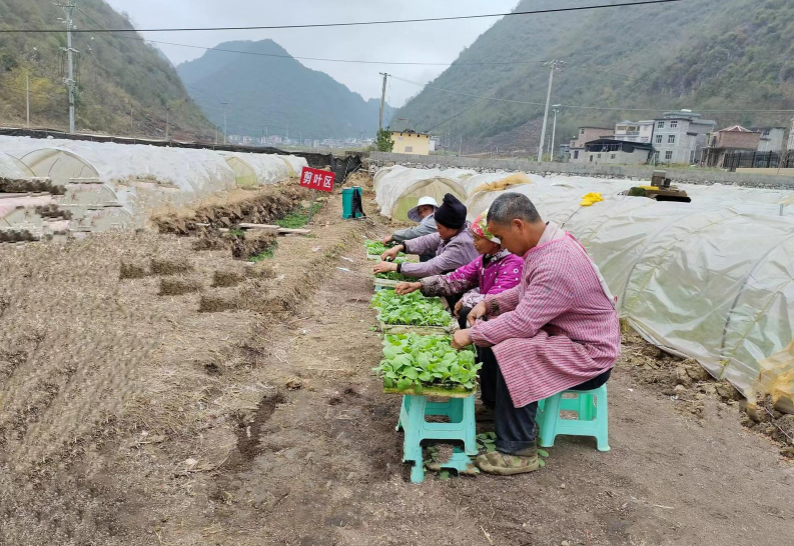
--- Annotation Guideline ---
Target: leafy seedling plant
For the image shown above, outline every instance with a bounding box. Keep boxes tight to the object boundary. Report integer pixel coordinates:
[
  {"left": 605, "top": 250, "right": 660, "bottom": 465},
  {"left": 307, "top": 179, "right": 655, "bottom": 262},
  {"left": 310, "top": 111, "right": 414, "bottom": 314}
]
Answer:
[
  {"left": 371, "top": 291, "right": 449, "bottom": 327},
  {"left": 374, "top": 334, "right": 480, "bottom": 394},
  {"left": 365, "top": 239, "right": 404, "bottom": 257},
  {"left": 374, "top": 258, "right": 413, "bottom": 282}
]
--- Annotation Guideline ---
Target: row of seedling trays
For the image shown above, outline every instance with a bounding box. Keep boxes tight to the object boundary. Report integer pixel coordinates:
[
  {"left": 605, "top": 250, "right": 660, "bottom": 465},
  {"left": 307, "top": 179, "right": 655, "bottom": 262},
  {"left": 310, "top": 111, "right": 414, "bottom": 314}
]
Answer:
[{"left": 366, "top": 240, "right": 481, "bottom": 398}]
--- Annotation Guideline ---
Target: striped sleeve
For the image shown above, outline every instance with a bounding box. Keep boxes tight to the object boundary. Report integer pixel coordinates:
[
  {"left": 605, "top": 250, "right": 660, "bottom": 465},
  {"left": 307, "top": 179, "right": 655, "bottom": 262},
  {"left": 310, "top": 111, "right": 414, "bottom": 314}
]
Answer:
[{"left": 471, "top": 249, "right": 576, "bottom": 347}]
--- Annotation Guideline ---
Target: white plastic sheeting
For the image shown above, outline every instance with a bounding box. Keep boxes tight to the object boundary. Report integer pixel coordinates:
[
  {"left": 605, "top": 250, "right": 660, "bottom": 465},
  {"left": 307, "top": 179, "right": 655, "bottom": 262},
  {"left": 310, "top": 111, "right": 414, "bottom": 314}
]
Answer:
[
  {"left": 0, "top": 136, "right": 239, "bottom": 228},
  {"left": 220, "top": 151, "right": 302, "bottom": 187},
  {"left": 0, "top": 195, "right": 52, "bottom": 226},
  {"left": 279, "top": 155, "right": 309, "bottom": 177},
  {"left": 460, "top": 176, "right": 794, "bottom": 395},
  {"left": 0, "top": 152, "right": 35, "bottom": 179},
  {"left": 374, "top": 165, "right": 475, "bottom": 221}
]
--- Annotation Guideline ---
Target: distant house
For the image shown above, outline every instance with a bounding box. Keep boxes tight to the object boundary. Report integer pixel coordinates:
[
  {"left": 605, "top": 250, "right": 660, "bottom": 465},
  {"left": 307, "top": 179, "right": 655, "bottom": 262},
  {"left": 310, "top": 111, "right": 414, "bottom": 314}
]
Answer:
[
  {"left": 752, "top": 127, "right": 787, "bottom": 152},
  {"left": 390, "top": 130, "right": 431, "bottom": 155},
  {"left": 571, "top": 139, "right": 654, "bottom": 165},
  {"left": 701, "top": 125, "right": 761, "bottom": 168},
  {"left": 568, "top": 127, "right": 613, "bottom": 162},
  {"left": 652, "top": 110, "right": 716, "bottom": 164},
  {"left": 613, "top": 120, "right": 655, "bottom": 144}
]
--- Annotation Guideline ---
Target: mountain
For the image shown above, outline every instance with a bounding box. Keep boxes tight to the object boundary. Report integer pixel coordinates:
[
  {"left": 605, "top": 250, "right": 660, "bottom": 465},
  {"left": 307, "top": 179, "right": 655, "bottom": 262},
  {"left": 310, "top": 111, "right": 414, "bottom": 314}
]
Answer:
[
  {"left": 177, "top": 39, "right": 387, "bottom": 141},
  {"left": 0, "top": 0, "right": 213, "bottom": 139},
  {"left": 395, "top": 0, "right": 794, "bottom": 153}
]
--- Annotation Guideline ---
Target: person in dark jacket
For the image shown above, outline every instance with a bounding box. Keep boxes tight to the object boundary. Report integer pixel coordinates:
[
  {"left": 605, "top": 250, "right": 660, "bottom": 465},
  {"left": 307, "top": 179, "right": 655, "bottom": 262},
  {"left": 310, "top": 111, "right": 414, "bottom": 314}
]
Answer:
[{"left": 374, "top": 193, "right": 478, "bottom": 280}]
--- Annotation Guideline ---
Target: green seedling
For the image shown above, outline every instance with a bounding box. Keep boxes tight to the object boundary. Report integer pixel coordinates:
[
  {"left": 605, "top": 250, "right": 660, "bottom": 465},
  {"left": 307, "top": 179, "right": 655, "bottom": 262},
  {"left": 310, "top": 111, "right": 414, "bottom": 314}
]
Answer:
[
  {"left": 373, "top": 333, "right": 480, "bottom": 393},
  {"left": 371, "top": 291, "right": 449, "bottom": 327},
  {"left": 365, "top": 239, "right": 404, "bottom": 257}
]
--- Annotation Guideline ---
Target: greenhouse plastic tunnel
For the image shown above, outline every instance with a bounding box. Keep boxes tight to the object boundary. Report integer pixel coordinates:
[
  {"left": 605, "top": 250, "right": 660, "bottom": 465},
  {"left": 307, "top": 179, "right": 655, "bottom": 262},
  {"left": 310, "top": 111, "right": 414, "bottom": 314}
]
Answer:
[
  {"left": 220, "top": 151, "right": 307, "bottom": 187},
  {"left": 460, "top": 179, "right": 794, "bottom": 400},
  {"left": 374, "top": 165, "right": 474, "bottom": 221}
]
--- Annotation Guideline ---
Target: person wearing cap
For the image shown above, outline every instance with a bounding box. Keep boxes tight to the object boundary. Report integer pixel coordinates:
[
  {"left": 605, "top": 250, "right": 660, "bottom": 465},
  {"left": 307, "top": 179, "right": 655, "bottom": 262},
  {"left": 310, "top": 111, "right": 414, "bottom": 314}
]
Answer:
[
  {"left": 381, "top": 196, "right": 438, "bottom": 263},
  {"left": 393, "top": 211, "right": 524, "bottom": 410},
  {"left": 374, "top": 194, "right": 478, "bottom": 286}
]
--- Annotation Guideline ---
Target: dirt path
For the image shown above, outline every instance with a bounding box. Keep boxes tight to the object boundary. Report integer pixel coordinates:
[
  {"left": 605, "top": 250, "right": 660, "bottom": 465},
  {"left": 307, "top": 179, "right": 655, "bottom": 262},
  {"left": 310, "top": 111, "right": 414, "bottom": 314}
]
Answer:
[{"left": 169, "top": 234, "right": 794, "bottom": 546}]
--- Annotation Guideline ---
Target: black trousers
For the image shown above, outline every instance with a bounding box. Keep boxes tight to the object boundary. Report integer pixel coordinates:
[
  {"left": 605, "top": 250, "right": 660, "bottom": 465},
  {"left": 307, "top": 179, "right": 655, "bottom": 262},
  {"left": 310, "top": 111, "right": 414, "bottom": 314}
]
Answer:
[
  {"left": 459, "top": 305, "right": 612, "bottom": 454},
  {"left": 419, "top": 253, "right": 435, "bottom": 263}
]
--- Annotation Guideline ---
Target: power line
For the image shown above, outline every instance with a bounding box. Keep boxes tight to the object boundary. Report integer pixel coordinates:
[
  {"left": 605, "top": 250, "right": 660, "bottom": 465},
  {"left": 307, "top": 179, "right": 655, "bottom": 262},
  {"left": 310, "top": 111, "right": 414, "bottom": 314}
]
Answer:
[
  {"left": 0, "top": 0, "right": 689, "bottom": 34},
  {"left": 115, "top": 35, "right": 546, "bottom": 67},
  {"left": 390, "top": 74, "right": 794, "bottom": 114}
]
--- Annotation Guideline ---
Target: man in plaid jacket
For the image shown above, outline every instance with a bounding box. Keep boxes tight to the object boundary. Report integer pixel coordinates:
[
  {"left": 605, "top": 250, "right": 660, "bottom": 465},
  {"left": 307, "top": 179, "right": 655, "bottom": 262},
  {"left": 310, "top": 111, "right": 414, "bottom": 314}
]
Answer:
[{"left": 453, "top": 193, "right": 620, "bottom": 476}]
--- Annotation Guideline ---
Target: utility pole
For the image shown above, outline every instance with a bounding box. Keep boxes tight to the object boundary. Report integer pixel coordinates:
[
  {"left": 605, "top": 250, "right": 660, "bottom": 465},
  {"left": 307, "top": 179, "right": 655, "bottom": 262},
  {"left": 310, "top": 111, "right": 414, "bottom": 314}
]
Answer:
[
  {"left": 550, "top": 104, "right": 561, "bottom": 161},
  {"left": 221, "top": 101, "right": 229, "bottom": 144},
  {"left": 537, "top": 60, "right": 565, "bottom": 162},
  {"left": 165, "top": 104, "right": 171, "bottom": 141},
  {"left": 378, "top": 72, "right": 389, "bottom": 131},
  {"left": 57, "top": 1, "right": 78, "bottom": 134},
  {"left": 129, "top": 103, "right": 133, "bottom": 134},
  {"left": 25, "top": 72, "right": 30, "bottom": 128}
]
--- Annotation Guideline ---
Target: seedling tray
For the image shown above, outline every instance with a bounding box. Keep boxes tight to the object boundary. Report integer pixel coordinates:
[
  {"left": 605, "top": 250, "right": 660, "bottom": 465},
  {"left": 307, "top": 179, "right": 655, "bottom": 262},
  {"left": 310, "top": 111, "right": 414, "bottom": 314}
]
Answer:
[
  {"left": 378, "top": 320, "right": 451, "bottom": 335},
  {"left": 373, "top": 278, "right": 400, "bottom": 290},
  {"left": 383, "top": 384, "right": 475, "bottom": 398}
]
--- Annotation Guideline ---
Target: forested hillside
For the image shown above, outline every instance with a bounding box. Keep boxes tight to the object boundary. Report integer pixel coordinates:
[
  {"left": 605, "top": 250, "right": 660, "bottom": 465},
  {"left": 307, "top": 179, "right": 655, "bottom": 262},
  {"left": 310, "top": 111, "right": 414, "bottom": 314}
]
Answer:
[
  {"left": 396, "top": 0, "right": 794, "bottom": 152},
  {"left": 0, "top": 0, "right": 212, "bottom": 139},
  {"left": 178, "top": 39, "right": 387, "bottom": 141}
]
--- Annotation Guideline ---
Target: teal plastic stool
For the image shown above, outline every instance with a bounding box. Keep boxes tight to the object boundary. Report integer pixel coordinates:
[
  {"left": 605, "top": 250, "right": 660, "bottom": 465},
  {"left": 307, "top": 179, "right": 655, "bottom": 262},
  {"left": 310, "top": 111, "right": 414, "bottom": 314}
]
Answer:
[
  {"left": 396, "top": 394, "right": 477, "bottom": 483},
  {"left": 537, "top": 384, "right": 610, "bottom": 452}
]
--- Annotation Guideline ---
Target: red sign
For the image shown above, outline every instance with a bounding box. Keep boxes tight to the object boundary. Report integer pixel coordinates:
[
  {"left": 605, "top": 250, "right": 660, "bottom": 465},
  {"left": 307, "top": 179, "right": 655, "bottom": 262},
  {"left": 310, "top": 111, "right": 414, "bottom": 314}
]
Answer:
[{"left": 299, "top": 167, "right": 335, "bottom": 193}]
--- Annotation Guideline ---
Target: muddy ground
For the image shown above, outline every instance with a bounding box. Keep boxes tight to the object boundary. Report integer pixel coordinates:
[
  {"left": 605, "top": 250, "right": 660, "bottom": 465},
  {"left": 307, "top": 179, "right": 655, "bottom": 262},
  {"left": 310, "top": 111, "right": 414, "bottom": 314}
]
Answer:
[{"left": 1, "top": 177, "right": 793, "bottom": 545}]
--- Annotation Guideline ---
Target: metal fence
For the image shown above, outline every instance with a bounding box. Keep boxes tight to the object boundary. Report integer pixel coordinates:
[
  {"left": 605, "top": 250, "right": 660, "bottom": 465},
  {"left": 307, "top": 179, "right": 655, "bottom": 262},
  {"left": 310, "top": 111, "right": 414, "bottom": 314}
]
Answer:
[{"left": 722, "top": 150, "right": 794, "bottom": 171}]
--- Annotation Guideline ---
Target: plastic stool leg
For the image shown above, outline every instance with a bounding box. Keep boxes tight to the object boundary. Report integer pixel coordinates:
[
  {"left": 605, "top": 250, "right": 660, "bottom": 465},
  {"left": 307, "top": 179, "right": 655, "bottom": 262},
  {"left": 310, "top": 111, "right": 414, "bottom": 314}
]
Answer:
[
  {"left": 448, "top": 398, "right": 463, "bottom": 423},
  {"left": 396, "top": 395, "right": 408, "bottom": 431},
  {"left": 595, "top": 387, "right": 611, "bottom": 452},
  {"left": 538, "top": 394, "right": 562, "bottom": 448},
  {"left": 579, "top": 393, "right": 594, "bottom": 421},
  {"left": 462, "top": 396, "right": 478, "bottom": 455},
  {"left": 403, "top": 396, "right": 426, "bottom": 463},
  {"left": 410, "top": 461, "right": 425, "bottom": 483}
]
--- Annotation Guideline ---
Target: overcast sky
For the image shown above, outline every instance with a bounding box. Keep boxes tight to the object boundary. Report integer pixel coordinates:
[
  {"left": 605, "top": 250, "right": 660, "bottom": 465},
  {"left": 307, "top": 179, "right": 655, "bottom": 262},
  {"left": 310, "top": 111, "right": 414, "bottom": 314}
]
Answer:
[{"left": 104, "top": 0, "right": 519, "bottom": 107}]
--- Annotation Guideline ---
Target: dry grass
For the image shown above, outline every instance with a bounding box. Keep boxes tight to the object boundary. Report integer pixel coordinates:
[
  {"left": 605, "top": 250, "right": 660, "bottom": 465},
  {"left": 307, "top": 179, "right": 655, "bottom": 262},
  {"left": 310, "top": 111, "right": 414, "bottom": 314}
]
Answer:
[
  {"left": 159, "top": 276, "right": 203, "bottom": 296},
  {"left": 119, "top": 261, "right": 148, "bottom": 279},
  {"left": 212, "top": 269, "right": 245, "bottom": 288},
  {"left": 151, "top": 257, "right": 193, "bottom": 276}
]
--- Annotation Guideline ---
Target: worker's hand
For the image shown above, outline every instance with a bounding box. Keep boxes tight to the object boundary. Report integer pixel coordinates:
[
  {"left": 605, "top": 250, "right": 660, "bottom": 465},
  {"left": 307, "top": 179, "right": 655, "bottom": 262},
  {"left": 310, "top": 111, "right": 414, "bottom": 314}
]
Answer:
[
  {"left": 453, "top": 299, "right": 464, "bottom": 317},
  {"left": 381, "top": 245, "right": 403, "bottom": 262},
  {"left": 451, "top": 329, "right": 473, "bottom": 350},
  {"left": 373, "top": 261, "right": 398, "bottom": 274},
  {"left": 467, "top": 300, "right": 488, "bottom": 327},
  {"left": 381, "top": 235, "right": 393, "bottom": 245},
  {"left": 395, "top": 282, "right": 421, "bottom": 295}
]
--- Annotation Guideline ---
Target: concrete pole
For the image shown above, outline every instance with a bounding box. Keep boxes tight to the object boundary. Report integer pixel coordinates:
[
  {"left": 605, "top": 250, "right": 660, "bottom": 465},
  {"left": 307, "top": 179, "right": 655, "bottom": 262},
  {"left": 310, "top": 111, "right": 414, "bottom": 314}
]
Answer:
[
  {"left": 537, "top": 60, "right": 564, "bottom": 162},
  {"left": 25, "top": 72, "right": 30, "bottom": 128},
  {"left": 378, "top": 72, "right": 389, "bottom": 131},
  {"left": 222, "top": 102, "right": 229, "bottom": 144},
  {"left": 550, "top": 106, "right": 560, "bottom": 161},
  {"left": 64, "top": 1, "right": 76, "bottom": 133},
  {"left": 165, "top": 105, "right": 170, "bottom": 141}
]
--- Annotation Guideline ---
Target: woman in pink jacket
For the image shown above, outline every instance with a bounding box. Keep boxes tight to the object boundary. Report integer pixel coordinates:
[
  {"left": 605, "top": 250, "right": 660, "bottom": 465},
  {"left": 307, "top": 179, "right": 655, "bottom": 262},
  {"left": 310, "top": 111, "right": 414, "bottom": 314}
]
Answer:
[{"left": 395, "top": 211, "right": 524, "bottom": 408}]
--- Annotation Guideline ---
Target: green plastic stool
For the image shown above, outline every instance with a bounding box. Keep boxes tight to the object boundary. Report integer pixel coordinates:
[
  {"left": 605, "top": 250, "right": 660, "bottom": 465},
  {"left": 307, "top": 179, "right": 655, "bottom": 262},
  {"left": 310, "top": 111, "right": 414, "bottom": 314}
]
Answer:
[
  {"left": 396, "top": 394, "right": 477, "bottom": 483},
  {"left": 537, "top": 384, "right": 610, "bottom": 452}
]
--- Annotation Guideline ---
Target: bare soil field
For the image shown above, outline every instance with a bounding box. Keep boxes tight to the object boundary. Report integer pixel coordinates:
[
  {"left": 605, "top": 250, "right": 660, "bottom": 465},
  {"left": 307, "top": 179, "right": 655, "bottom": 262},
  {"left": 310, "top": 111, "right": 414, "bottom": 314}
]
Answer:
[{"left": 1, "top": 177, "right": 792, "bottom": 546}]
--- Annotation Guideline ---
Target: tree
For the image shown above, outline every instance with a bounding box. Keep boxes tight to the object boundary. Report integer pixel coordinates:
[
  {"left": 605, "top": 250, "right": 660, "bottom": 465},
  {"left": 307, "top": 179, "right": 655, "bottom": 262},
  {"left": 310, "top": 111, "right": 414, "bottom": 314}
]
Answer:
[{"left": 376, "top": 128, "right": 394, "bottom": 152}]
